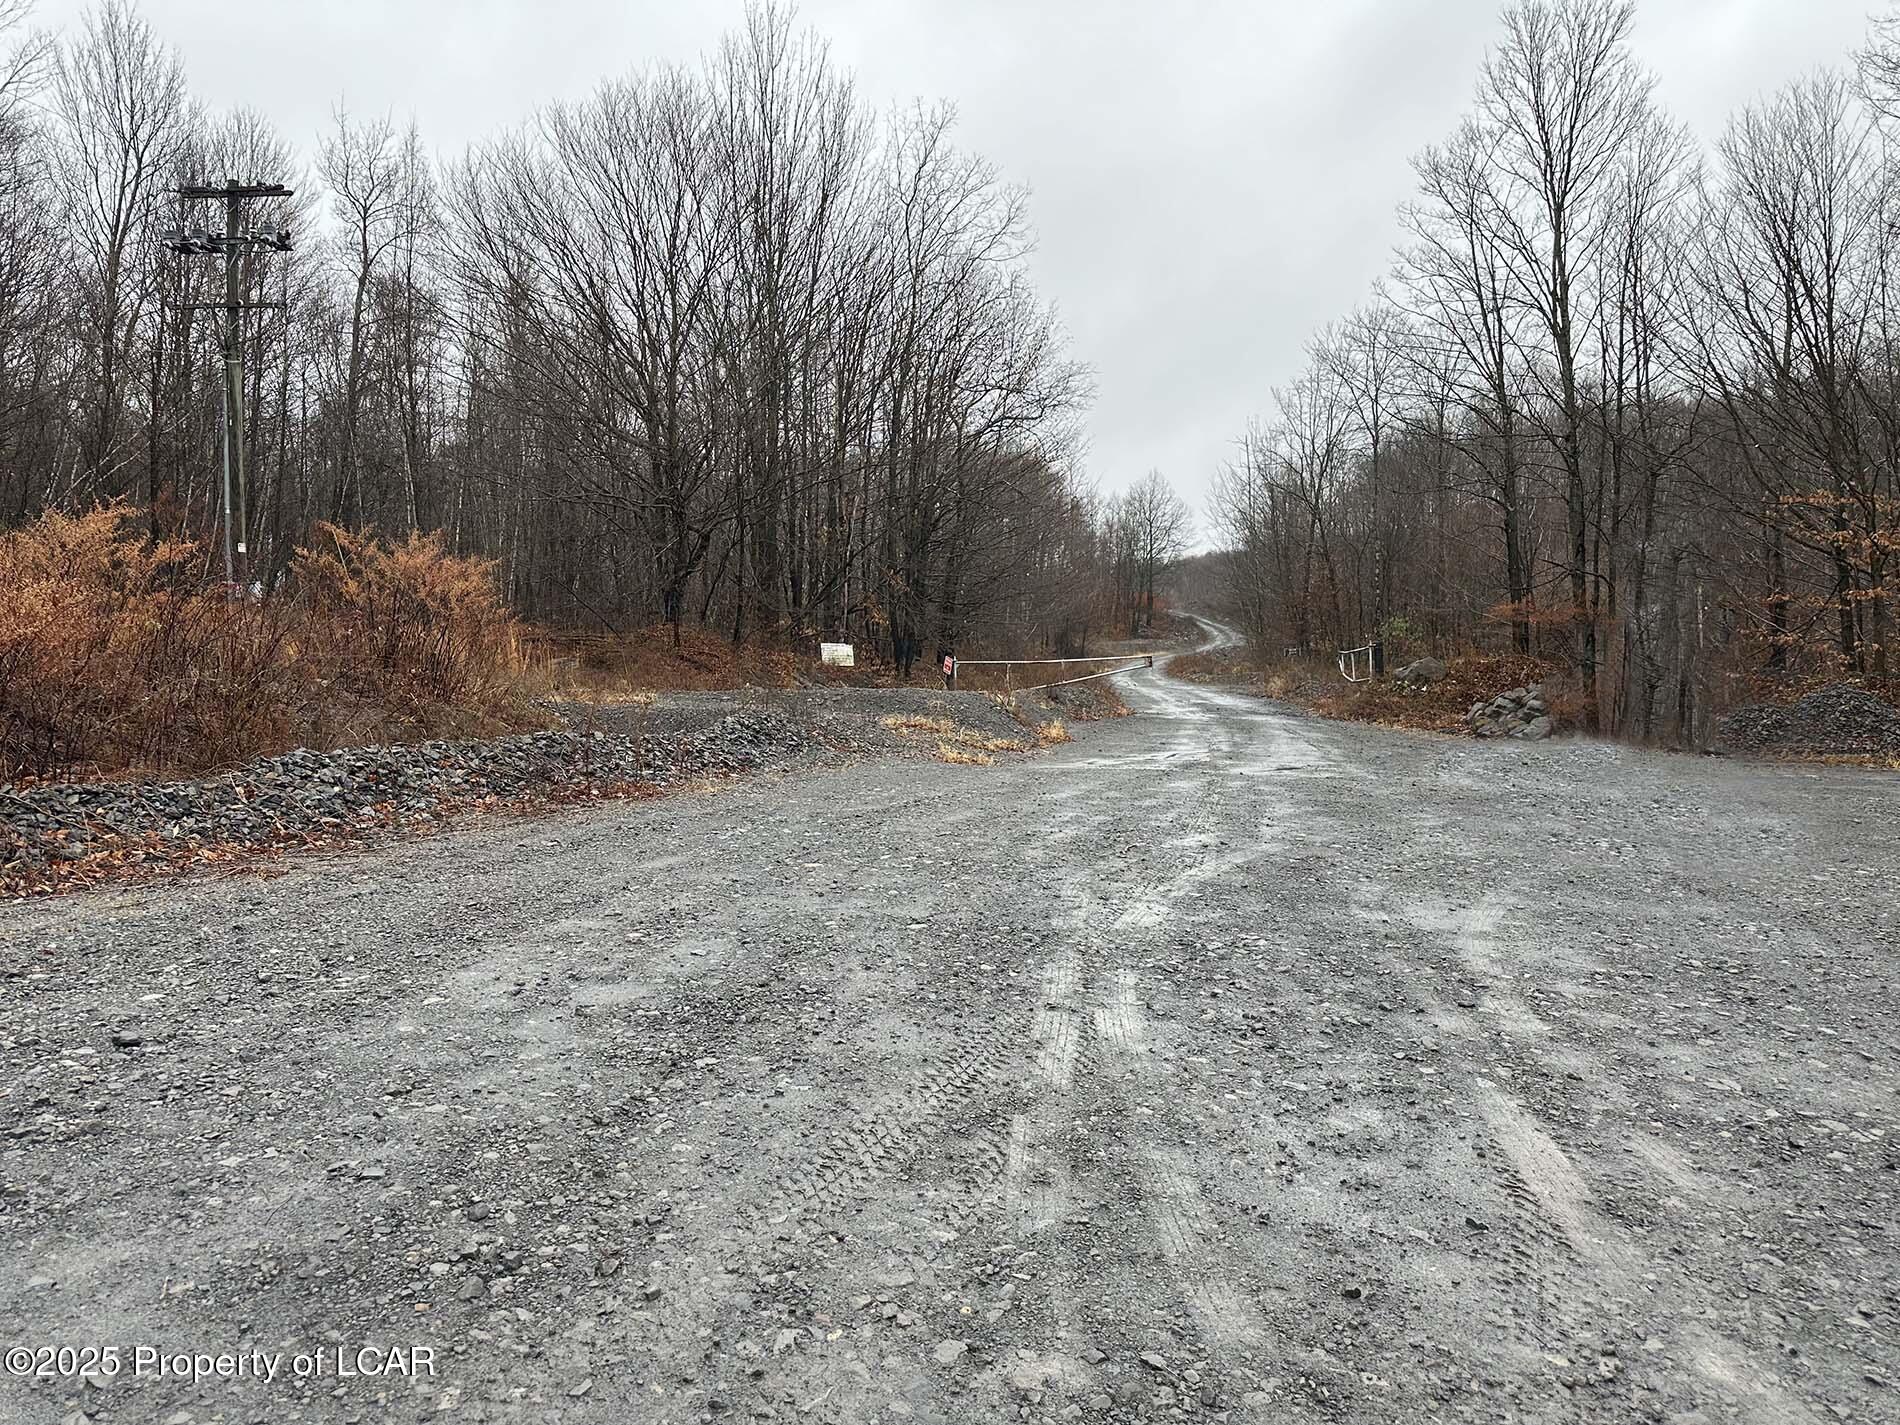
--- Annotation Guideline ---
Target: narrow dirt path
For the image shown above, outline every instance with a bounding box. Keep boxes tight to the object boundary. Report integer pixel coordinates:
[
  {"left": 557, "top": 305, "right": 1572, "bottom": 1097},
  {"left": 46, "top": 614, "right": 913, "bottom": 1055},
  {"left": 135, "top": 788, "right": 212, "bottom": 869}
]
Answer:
[{"left": 1, "top": 648, "right": 1893, "bottom": 1424}]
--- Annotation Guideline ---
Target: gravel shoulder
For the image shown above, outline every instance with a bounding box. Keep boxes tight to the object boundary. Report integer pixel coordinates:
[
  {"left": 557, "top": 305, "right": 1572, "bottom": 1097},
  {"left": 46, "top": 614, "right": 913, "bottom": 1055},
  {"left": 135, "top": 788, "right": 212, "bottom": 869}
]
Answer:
[
  {"left": 2, "top": 684, "right": 1114, "bottom": 898},
  {"left": 0, "top": 647, "right": 1893, "bottom": 1424}
]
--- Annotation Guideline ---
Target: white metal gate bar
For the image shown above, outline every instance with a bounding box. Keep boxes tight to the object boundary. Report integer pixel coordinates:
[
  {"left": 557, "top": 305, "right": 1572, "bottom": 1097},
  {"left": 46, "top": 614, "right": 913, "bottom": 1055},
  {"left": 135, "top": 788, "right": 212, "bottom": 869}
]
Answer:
[
  {"left": 1024, "top": 655, "right": 1153, "bottom": 691},
  {"left": 951, "top": 655, "right": 1151, "bottom": 666},
  {"left": 951, "top": 652, "right": 1157, "bottom": 691}
]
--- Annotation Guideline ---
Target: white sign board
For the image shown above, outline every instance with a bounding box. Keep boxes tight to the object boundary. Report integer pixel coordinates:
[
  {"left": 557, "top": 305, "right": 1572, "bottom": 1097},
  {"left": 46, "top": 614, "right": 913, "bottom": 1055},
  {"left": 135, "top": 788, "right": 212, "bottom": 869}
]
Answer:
[{"left": 820, "top": 642, "right": 855, "bottom": 667}]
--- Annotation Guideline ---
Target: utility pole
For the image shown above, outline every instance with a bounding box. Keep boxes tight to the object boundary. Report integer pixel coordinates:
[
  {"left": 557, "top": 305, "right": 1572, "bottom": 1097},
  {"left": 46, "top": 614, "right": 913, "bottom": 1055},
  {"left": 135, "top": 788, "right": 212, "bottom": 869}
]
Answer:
[
  {"left": 162, "top": 180, "right": 293, "bottom": 593},
  {"left": 222, "top": 181, "right": 247, "bottom": 585}
]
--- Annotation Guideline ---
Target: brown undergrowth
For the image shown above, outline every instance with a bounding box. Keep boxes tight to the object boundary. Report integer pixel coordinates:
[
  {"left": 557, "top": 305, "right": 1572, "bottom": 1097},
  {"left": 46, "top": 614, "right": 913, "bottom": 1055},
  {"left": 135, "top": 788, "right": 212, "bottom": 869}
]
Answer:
[
  {"left": 528, "top": 624, "right": 796, "bottom": 698},
  {"left": 1167, "top": 638, "right": 1573, "bottom": 736},
  {"left": 0, "top": 508, "right": 546, "bottom": 781},
  {"left": 1, "top": 506, "right": 1129, "bottom": 788},
  {"left": 1312, "top": 654, "right": 1570, "bottom": 733},
  {"left": 1168, "top": 648, "right": 1259, "bottom": 686}
]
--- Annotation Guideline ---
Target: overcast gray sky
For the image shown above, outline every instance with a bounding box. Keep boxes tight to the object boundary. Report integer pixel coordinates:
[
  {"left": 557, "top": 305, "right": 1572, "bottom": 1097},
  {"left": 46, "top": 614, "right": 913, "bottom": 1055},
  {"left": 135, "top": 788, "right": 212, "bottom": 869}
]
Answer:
[{"left": 33, "top": 0, "right": 1883, "bottom": 531}]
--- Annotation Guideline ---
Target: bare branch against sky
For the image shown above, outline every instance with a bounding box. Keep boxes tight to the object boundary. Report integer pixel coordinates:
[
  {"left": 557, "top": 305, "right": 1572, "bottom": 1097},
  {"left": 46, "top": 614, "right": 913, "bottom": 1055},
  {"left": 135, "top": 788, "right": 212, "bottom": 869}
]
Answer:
[{"left": 30, "top": 0, "right": 1876, "bottom": 529}]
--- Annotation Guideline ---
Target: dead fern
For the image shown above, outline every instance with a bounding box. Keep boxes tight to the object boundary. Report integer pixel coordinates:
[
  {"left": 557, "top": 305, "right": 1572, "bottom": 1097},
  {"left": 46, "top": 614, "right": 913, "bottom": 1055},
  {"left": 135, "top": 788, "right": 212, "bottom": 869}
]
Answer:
[{"left": 0, "top": 506, "right": 544, "bottom": 780}]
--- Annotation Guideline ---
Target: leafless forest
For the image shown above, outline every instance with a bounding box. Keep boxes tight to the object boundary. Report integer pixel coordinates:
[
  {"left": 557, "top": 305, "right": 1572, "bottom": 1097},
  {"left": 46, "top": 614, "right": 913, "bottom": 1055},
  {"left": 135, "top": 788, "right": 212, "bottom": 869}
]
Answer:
[
  {"left": 0, "top": 0, "right": 1192, "bottom": 664},
  {"left": 1215, "top": 0, "right": 1900, "bottom": 740},
  {"left": 8, "top": 0, "right": 1895, "bottom": 746}
]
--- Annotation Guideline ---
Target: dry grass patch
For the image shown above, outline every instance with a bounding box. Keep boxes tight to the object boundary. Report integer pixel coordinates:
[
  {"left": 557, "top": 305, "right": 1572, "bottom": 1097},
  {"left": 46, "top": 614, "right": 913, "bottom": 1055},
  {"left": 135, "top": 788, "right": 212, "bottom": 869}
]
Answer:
[
  {"left": 1169, "top": 649, "right": 1258, "bottom": 686},
  {"left": 881, "top": 713, "right": 957, "bottom": 735},
  {"left": 879, "top": 711, "right": 1028, "bottom": 763},
  {"left": 986, "top": 693, "right": 1077, "bottom": 747},
  {"left": 937, "top": 743, "right": 995, "bottom": 766}
]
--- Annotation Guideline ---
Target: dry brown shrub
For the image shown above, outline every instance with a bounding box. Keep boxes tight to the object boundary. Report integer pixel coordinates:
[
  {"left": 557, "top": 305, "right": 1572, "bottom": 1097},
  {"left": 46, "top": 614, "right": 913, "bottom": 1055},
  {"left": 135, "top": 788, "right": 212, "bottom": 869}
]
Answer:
[
  {"left": 0, "top": 508, "right": 286, "bottom": 777},
  {"left": 293, "top": 523, "right": 536, "bottom": 746},
  {"left": 0, "top": 507, "right": 542, "bottom": 780},
  {"left": 1168, "top": 649, "right": 1256, "bottom": 686},
  {"left": 1035, "top": 718, "right": 1072, "bottom": 746}
]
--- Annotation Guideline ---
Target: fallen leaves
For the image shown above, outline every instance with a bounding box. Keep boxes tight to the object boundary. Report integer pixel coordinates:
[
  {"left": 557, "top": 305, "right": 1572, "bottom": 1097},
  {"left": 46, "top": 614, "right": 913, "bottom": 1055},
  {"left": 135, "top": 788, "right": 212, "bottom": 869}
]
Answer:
[{"left": 1311, "top": 655, "right": 1566, "bottom": 734}]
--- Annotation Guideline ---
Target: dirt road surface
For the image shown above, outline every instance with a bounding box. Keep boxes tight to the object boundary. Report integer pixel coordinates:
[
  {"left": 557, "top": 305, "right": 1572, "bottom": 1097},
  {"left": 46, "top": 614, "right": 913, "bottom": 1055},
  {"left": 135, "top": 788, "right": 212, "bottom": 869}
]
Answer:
[{"left": 3, "top": 620, "right": 1895, "bottom": 1424}]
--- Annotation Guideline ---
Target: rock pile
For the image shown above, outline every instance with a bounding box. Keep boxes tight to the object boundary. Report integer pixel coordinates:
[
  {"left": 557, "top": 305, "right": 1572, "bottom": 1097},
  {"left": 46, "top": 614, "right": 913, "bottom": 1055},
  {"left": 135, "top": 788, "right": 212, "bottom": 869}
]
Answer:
[
  {"left": 1, "top": 687, "right": 1077, "bottom": 891},
  {"left": 1466, "top": 683, "right": 1553, "bottom": 741},
  {"left": 1717, "top": 683, "right": 1900, "bottom": 760},
  {"left": 1, "top": 711, "right": 814, "bottom": 879}
]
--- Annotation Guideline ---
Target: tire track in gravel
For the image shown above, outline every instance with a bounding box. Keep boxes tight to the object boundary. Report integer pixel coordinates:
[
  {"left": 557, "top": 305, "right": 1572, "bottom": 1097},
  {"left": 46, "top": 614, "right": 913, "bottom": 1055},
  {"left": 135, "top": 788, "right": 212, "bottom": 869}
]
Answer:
[
  {"left": 693, "top": 1028, "right": 1029, "bottom": 1416},
  {"left": 770, "top": 1021, "right": 1019, "bottom": 1221},
  {"left": 2, "top": 768, "right": 1019, "bottom": 1425},
  {"left": 658, "top": 788, "right": 1099, "bottom": 1423},
  {"left": 1045, "top": 648, "right": 1283, "bottom": 1389},
  {"left": 1003, "top": 944, "right": 1083, "bottom": 1236},
  {"left": 12, "top": 618, "right": 1891, "bottom": 1425},
  {"left": 1452, "top": 894, "right": 1829, "bottom": 1425},
  {"left": 753, "top": 639, "right": 1286, "bottom": 1421},
  {"left": 608, "top": 951, "right": 1044, "bottom": 1423},
  {"left": 1475, "top": 1083, "right": 1826, "bottom": 1424},
  {"left": 1363, "top": 878, "right": 1832, "bottom": 1424},
  {"left": 1087, "top": 956, "right": 1269, "bottom": 1357}
]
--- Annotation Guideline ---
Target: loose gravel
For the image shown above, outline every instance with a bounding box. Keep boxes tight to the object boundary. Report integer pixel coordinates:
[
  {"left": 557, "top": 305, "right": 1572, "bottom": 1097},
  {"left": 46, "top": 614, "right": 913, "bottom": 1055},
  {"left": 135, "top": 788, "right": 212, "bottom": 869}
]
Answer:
[
  {"left": 2, "top": 687, "right": 1098, "bottom": 894},
  {"left": 1717, "top": 683, "right": 1900, "bottom": 760},
  {"left": 1, "top": 651, "right": 1890, "bottom": 1425}
]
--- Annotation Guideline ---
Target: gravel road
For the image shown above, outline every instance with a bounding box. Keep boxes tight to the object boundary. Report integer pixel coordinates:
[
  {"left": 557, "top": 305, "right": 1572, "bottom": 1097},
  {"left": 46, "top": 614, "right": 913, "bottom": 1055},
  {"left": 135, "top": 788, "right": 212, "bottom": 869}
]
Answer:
[{"left": 2, "top": 619, "right": 1895, "bottom": 1425}]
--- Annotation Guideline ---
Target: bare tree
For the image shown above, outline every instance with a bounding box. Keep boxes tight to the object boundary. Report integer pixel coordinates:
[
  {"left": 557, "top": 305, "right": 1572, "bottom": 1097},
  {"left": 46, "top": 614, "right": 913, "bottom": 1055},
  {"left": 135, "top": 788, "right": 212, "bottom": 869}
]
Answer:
[
  {"left": 1318, "top": 301, "right": 1409, "bottom": 631},
  {"left": 1220, "top": 0, "right": 1898, "bottom": 745},
  {"left": 1398, "top": 118, "right": 1537, "bottom": 652},
  {"left": 1478, "top": 0, "right": 1655, "bottom": 684},
  {"left": 1116, "top": 470, "right": 1190, "bottom": 634},
  {"left": 0, "top": 2, "right": 1105, "bottom": 669},
  {"left": 0, "top": 1, "right": 58, "bottom": 520},
  {"left": 319, "top": 107, "right": 409, "bottom": 526},
  {"left": 1692, "top": 72, "right": 1895, "bottom": 676},
  {"left": 50, "top": 0, "right": 188, "bottom": 497}
]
